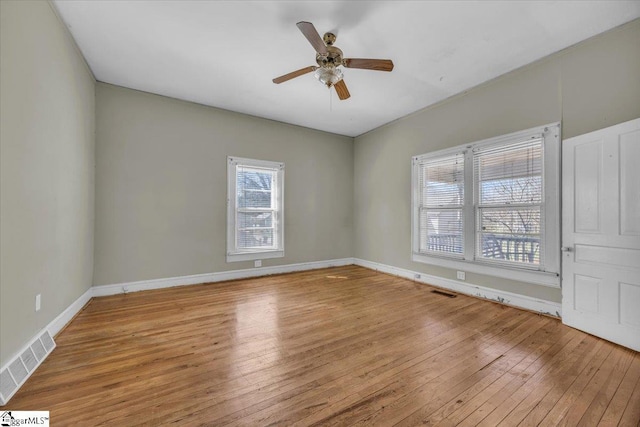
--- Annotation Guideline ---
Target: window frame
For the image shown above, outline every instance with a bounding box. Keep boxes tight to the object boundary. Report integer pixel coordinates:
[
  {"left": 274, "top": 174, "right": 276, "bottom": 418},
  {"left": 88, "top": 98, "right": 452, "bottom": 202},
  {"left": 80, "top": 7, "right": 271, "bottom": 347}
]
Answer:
[
  {"left": 417, "top": 152, "right": 466, "bottom": 258},
  {"left": 227, "top": 156, "right": 284, "bottom": 262},
  {"left": 411, "top": 123, "right": 561, "bottom": 287}
]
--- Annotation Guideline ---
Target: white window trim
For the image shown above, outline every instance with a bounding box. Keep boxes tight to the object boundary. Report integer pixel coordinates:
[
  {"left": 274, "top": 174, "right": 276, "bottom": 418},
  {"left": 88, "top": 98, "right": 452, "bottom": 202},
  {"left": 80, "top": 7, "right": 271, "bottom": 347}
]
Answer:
[
  {"left": 411, "top": 123, "right": 561, "bottom": 287},
  {"left": 227, "top": 156, "right": 284, "bottom": 263}
]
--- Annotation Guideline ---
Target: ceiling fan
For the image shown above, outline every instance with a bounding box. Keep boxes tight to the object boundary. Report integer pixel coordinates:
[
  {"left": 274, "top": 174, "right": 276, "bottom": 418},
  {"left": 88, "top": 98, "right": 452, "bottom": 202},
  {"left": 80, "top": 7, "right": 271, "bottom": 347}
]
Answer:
[{"left": 273, "top": 21, "right": 394, "bottom": 100}]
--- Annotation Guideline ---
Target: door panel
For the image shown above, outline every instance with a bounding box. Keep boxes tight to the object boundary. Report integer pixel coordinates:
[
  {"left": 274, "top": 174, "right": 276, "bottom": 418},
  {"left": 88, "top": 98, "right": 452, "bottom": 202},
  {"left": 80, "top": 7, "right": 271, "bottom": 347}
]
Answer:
[
  {"left": 562, "top": 118, "right": 640, "bottom": 351},
  {"left": 573, "top": 140, "right": 602, "bottom": 233},
  {"left": 620, "top": 282, "right": 640, "bottom": 328},
  {"left": 574, "top": 244, "right": 640, "bottom": 269},
  {"left": 573, "top": 274, "right": 600, "bottom": 313},
  {"left": 620, "top": 136, "right": 640, "bottom": 236}
]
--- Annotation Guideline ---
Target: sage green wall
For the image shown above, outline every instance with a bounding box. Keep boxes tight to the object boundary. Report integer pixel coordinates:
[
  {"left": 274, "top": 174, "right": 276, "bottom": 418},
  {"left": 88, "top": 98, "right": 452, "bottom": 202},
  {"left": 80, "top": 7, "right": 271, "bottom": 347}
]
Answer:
[
  {"left": 0, "top": 1, "right": 95, "bottom": 366},
  {"left": 353, "top": 19, "right": 640, "bottom": 303},
  {"left": 94, "top": 83, "right": 353, "bottom": 285}
]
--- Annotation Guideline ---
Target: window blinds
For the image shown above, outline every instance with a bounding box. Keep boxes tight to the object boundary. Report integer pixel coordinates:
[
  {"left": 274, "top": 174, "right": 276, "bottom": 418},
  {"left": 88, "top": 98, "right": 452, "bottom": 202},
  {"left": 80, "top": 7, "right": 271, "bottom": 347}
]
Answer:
[
  {"left": 473, "top": 137, "right": 543, "bottom": 265},
  {"left": 236, "top": 165, "right": 277, "bottom": 250},
  {"left": 419, "top": 153, "right": 464, "bottom": 255}
]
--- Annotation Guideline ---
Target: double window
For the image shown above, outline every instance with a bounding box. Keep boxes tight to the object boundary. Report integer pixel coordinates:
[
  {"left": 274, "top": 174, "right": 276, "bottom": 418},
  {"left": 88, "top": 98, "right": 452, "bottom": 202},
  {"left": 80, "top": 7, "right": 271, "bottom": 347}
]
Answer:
[
  {"left": 412, "top": 123, "right": 560, "bottom": 286},
  {"left": 227, "top": 157, "right": 284, "bottom": 262}
]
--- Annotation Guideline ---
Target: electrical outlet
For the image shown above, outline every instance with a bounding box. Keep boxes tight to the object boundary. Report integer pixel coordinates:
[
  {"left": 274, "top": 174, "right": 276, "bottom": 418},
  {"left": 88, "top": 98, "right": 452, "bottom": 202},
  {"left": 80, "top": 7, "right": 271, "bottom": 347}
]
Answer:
[
  {"left": 254, "top": 260, "right": 262, "bottom": 268},
  {"left": 35, "top": 294, "right": 41, "bottom": 312},
  {"left": 456, "top": 271, "right": 466, "bottom": 281}
]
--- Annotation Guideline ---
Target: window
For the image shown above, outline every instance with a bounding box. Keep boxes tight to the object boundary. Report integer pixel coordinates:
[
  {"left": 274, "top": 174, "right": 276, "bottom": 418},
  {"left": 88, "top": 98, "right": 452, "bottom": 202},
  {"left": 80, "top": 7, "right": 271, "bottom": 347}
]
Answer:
[
  {"left": 227, "top": 157, "right": 284, "bottom": 262},
  {"left": 412, "top": 123, "right": 560, "bottom": 286},
  {"left": 418, "top": 153, "right": 465, "bottom": 256},
  {"left": 474, "top": 138, "right": 542, "bottom": 266}
]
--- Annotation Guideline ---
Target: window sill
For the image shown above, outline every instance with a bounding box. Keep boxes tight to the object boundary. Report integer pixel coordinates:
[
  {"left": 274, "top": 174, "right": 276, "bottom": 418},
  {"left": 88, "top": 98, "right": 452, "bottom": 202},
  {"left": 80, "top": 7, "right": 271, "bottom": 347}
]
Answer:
[
  {"left": 226, "top": 250, "right": 284, "bottom": 263},
  {"left": 412, "top": 252, "right": 559, "bottom": 287}
]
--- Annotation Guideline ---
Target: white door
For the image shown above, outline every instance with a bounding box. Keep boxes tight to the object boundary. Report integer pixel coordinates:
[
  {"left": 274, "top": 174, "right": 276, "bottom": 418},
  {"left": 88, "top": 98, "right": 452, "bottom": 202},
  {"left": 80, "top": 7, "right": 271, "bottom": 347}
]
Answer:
[{"left": 562, "top": 118, "right": 640, "bottom": 352}]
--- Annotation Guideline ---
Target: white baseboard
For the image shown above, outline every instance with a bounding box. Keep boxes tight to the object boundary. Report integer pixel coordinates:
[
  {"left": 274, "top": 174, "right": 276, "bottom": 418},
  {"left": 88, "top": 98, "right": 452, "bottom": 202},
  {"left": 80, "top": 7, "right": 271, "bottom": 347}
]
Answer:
[
  {"left": 92, "top": 258, "right": 355, "bottom": 297},
  {"left": 49, "top": 287, "right": 93, "bottom": 337},
  {"left": 0, "top": 287, "right": 93, "bottom": 405},
  {"left": 1, "top": 287, "right": 91, "bottom": 376},
  {"left": 0, "top": 330, "right": 56, "bottom": 406},
  {"left": 353, "top": 258, "right": 561, "bottom": 317}
]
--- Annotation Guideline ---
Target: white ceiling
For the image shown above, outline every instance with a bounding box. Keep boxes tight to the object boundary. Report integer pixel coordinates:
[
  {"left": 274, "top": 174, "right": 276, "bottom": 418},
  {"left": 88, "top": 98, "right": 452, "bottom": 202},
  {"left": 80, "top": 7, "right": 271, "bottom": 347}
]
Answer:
[{"left": 53, "top": 1, "right": 640, "bottom": 137}]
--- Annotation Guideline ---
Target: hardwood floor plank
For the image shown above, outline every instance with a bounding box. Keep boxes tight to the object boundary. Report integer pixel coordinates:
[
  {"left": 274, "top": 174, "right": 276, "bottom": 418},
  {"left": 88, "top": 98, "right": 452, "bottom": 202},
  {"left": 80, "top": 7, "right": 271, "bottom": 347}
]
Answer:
[
  {"left": 438, "top": 331, "right": 593, "bottom": 426},
  {"left": 618, "top": 356, "right": 640, "bottom": 427},
  {"left": 427, "top": 327, "right": 582, "bottom": 427},
  {"left": 534, "top": 337, "right": 618, "bottom": 427},
  {"left": 266, "top": 310, "right": 542, "bottom": 427},
  {"left": 351, "top": 317, "right": 555, "bottom": 427},
  {"left": 498, "top": 341, "right": 630, "bottom": 426},
  {"left": 50, "top": 271, "right": 486, "bottom": 425},
  {"left": 514, "top": 340, "right": 613, "bottom": 426},
  {"left": 2, "top": 266, "right": 637, "bottom": 427},
  {"left": 554, "top": 347, "right": 627, "bottom": 425},
  {"left": 577, "top": 349, "right": 636, "bottom": 425},
  {"left": 599, "top": 353, "right": 640, "bottom": 426},
  {"left": 98, "top": 287, "right": 486, "bottom": 425},
  {"left": 145, "top": 289, "right": 504, "bottom": 425},
  {"left": 391, "top": 319, "right": 575, "bottom": 427}
]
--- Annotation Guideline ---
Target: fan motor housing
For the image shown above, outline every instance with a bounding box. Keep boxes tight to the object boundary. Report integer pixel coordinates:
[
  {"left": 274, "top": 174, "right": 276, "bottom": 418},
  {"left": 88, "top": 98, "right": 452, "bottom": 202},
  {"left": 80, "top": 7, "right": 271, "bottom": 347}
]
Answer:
[{"left": 316, "top": 45, "right": 343, "bottom": 68}]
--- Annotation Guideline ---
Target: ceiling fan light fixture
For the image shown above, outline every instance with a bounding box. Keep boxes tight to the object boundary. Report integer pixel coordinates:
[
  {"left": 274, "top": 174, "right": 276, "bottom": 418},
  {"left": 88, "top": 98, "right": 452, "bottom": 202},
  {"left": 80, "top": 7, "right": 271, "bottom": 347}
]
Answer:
[
  {"left": 272, "top": 21, "right": 393, "bottom": 101},
  {"left": 314, "top": 67, "right": 343, "bottom": 87}
]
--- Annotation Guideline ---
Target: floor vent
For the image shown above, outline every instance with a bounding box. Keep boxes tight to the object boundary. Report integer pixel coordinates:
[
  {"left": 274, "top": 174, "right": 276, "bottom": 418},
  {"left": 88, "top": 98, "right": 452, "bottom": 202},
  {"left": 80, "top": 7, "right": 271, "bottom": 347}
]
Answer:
[
  {"left": 0, "top": 330, "right": 56, "bottom": 406},
  {"left": 431, "top": 289, "right": 457, "bottom": 298}
]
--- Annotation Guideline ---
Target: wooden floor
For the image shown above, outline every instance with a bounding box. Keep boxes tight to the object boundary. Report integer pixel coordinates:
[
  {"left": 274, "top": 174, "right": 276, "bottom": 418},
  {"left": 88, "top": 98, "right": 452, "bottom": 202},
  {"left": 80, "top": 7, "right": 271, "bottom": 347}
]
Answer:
[{"left": 5, "top": 266, "right": 640, "bottom": 426}]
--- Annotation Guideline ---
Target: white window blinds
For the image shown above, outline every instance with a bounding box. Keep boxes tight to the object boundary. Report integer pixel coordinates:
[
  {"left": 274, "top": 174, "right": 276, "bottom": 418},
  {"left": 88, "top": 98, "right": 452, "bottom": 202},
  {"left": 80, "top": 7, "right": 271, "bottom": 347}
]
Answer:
[
  {"left": 474, "top": 137, "right": 543, "bottom": 266},
  {"left": 419, "top": 153, "right": 465, "bottom": 255},
  {"left": 227, "top": 156, "right": 284, "bottom": 262},
  {"left": 236, "top": 165, "right": 278, "bottom": 250}
]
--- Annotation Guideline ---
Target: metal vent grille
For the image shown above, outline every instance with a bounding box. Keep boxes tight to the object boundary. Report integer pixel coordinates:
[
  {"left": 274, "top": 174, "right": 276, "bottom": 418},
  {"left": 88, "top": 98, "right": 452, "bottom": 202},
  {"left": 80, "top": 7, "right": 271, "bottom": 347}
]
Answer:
[
  {"left": 21, "top": 348, "right": 38, "bottom": 372},
  {"left": 431, "top": 289, "right": 457, "bottom": 298},
  {"left": 8, "top": 359, "right": 28, "bottom": 385},
  {"left": 0, "top": 369, "right": 18, "bottom": 405},
  {"left": 40, "top": 331, "right": 55, "bottom": 352},
  {"left": 0, "top": 329, "right": 56, "bottom": 405},
  {"left": 31, "top": 339, "right": 46, "bottom": 361}
]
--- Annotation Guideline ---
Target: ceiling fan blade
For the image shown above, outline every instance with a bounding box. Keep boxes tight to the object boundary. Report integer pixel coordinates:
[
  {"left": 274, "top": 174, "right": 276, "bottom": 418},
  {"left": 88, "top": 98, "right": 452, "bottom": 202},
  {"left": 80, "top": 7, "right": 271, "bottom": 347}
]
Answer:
[
  {"left": 334, "top": 79, "right": 350, "bottom": 100},
  {"left": 296, "top": 21, "right": 328, "bottom": 55},
  {"left": 343, "top": 58, "right": 394, "bottom": 72},
  {"left": 272, "top": 66, "right": 317, "bottom": 84}
]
